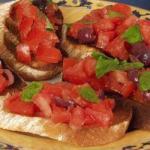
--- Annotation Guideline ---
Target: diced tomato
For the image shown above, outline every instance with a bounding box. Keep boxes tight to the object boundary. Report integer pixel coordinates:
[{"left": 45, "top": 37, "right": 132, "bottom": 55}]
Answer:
[
  {"left": 69, "top": 106, "right": 85, "bottom": 129},
  {"left": 85, "top": 107, "right": 113, "bottom": 127},
  {"left": 4, "top": 93, "right": 35, "bottom": 116},
  {"left": 83, "top": 57, "right": 96, "bottom": 77},
  {"left": 63, "top": 60, "right": 89, "bottom": 84},
  {"left": 24, "top": 20, "right": 46, "bottom": 54},
  {"left": 33, "top": 93, "right": 52, "bottom": 118},
  {"left": 51, "top": 104, "right": 71, "bottom": 123},
  {"left": 63, "top": 58, "right": 79, "bottom": 70},
  {"left": 106, "top": 71, "right": 135, "bottom": 97},
  {"left": 19, "top": 16, "right": 34, "bottom": 41},
  {"left": 116, "top": 16, "right": 138, "bottom": 35},
  {"left": 111, "top": 3, "right": 132, "bottom": 17},
  {"left": 36, "top": 46, "right": 62, "bottom": 64},
  {"left": 0, "top": 75, "right": 8, "bottom": 93},
  {"left": 16, "top": 43, "right": 31, "bottom": 64},
  {"left": 96, "top": 31, "right": 116, "bottom": 50},
  {"left": 106, "top": 36, "right": 129, "bottom": 60},
  {"left": 139, "top": 20, "right": 150, "bottom": 45},
  {"left": 68, "top": 22, "right": 88, "bottom": 39},
  {"left": 93, "top": 19, "right": 115, "bottom": 32}
]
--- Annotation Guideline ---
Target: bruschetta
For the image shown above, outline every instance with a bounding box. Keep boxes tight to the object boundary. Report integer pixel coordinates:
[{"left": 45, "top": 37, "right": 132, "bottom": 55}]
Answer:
[
  {"left": 0, "top": 81, "right": 132, "bottom": 146},
  {"left": 0, "top": 0, "right": 63, "bottom": 81}
]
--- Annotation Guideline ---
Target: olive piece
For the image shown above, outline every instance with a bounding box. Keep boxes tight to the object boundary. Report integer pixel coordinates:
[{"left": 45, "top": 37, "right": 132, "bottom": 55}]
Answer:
[
  {"left": 77, "top": 27, "right": 96, "bottom": 44},
  {"left": 130, "top": 42, "right": 150, "bottom": 67},
  {"left": 128, "top": 69, "right": 139, "bottom": 83},
  {"left": 32, "top": 0, "right": 47, "bottom": 10}
]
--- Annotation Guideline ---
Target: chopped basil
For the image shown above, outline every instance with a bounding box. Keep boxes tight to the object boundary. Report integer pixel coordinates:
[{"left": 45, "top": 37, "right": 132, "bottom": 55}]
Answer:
[
  {"left": 92, "top": 51, "right": 111, "bottom": 60},
  {"left": 46, "top": 17, "right": 54, "bottom": 31},
  {"left": 93, "top": 51, "right": 144, "bottom": 78},
  {"left": 122, "top": 25, "right": 143, "bottom": 44},
  {"left": 139, "top": 71, "right": 150, "bottom": 91},
  {"left": 21, "top": 82, "right": 43, "bottom": 102},
  {"left": 108, "top": 10, "right": 124, "bottom": 18},
  {"left": 96, "top": 57, "right": 119, "bottom": 78},
  {"left": 79, "top": 86, "right": 99, "bottom": 103}
]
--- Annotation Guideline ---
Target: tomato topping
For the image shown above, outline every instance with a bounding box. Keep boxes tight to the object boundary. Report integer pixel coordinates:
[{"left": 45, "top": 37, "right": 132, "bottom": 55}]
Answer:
[
  {"left": 5, "top": 93, "right": 35, "bottom": 116},
  {"left": 106, "top": 37, "right": 129, "bottom": 60},
  {"left": 63, "top": 59, "right": 89, "bottom": 84},
  {"left": 36, "top": 45, "right": 62, "bottom": 64},
  {"left": 93, "top": 19, "right": 115, "bottom": 32},
  {"left": 111, "top": 3, "right": 132, "bottom": 17},
  {"left": 69, "top": 106, "right": 85, "bottom": 129},
  {"left": 0, "top": 75, "right": 8, "bottom": 93},
  {"left": 139, "top": 20, "right": 150, "bottom": 45},
  {"left": 83, "top": 57, "right": 96, "bottom": 77},
  {"left": 19, "top": 16, "right": 34, "bottom": 41},
  {"left": 16, "top": 43, "right": 31, "bottom": 64}
]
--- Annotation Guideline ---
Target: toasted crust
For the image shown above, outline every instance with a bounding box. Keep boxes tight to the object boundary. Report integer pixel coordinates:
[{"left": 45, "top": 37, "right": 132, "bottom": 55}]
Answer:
[
  {"left": 0, "top": 1, "right": 62, "bottom": 81},
  {"left": 0, "top": 96, "right": 132, "bottom": 146},
  {"left": 127, "top": 99, "right": 150, "bottom": 130}
]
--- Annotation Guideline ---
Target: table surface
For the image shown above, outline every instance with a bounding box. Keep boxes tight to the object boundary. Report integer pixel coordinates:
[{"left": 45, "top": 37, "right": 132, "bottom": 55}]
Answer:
[{"left": 0, "top": 0, "right": 150, "bottom": 10}]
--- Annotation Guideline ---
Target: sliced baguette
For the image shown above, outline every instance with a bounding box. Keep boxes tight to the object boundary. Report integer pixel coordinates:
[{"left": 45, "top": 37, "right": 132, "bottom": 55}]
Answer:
[
  {"left": 0, "top": 1, "right": 62, "bottom": 81},
  {"left": 0, "top": 96, "right": 132, "bottom": 147}
]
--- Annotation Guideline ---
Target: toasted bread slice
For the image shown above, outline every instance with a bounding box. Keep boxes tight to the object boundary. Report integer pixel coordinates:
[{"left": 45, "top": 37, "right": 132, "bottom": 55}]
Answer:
[
  {"left": 0, "top": 1, "right": 62, "bottom": 81},
  {"left": 0, "top": 97, "right": 132, "bottom": 147},
  {"left": 61, "top": 25, "right": 98, "bottom": 59}
]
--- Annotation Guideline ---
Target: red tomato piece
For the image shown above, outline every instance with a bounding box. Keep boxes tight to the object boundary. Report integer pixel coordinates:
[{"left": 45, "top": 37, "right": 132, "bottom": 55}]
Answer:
[
  {"left": 4, "top": 93, "right": 35, "bottom": 116},
  {"left": 93, "top": 19, "right": 115, "bottom": 32},
  {"left": 111, "top": 3, "right": 132, "bottom": 17},
  {"left": 106, "top": 71, "right": 135, "bottom": 97},
  {"left": 24, "top": 20, "right": 46, "bottom": 54},
  {"left": 85, "top": 107, "right": 113, "bottom": 127},
  {"left": 96, "top": 31, "right": 116, "bottom": 49},
  {"left": 63, "top": 58, "right": 79, "bottom": 71},
  {"left": 139, "top": 20, "right": 150, "bottom": 45},
  {"left": 16, "top": 43, "right": 31, "bottom": 64},
  {"left": 63, "top": 60, "right": 89, "bottom": 84},
  {"left": 83, "top": 57, "right": 96, "bottom": 77},
  {"left": 106, "top": 36, "right": 129, "bottom": 60},
  {"left": 69, "top": 106, "right": 85, "bottom": 129},
  {"left": 116, "top": 16, "right": 138, "bottom": 35},
  {"left": 19, "top": 16, "right": 34, "bottom": 41},
  {"left": 36, "top": 45, "right": 62, "bottom": 64},
  {"left": 51, "top": 104, "right": 71, "bottom": 123}
]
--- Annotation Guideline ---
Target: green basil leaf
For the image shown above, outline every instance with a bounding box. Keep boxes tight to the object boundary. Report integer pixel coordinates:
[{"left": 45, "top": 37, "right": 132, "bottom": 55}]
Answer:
[
  {"left": 92, "top": 51, "right": 111, "bottom": 60},
  {"left": 118, "top": 61, "right": 144, "bottom": 70},
  {"left": 122, "top": 25, "right": 143, "bottom": 44},
  {"left": 94, "top": 52, "right": 144, "bottom": 78},
  {"left": 79, "top": 86, "right": 99, "bottom": 103},
  {"left": 139, "top": 71, "right": 150, "bottom": 91},
  {"left": 108, "top": 10, "right": 124, "bottom": 18},
  {"left": 46, "top": 17, "right": 54, "bottom": 31},
  {"left": 96, "top": 57, "right": 119, "bottom": 78},
  {"left": 21, "top": 82, "right": 43, "bottom": 102}
]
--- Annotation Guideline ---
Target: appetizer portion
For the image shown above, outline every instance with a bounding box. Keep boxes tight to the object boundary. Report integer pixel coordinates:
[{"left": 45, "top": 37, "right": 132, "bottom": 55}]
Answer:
[
  {"left": 1, "top": 81, "right": 132, "bottom": 146},
  {"left": 62, "top": 3, "right": 150, "bottom": 62},
  {"left": 62, "top": 51, "right": 150, "bottom": 129},
  {"left": 0, "top": 0, "right": 63, "bottom": 81}
]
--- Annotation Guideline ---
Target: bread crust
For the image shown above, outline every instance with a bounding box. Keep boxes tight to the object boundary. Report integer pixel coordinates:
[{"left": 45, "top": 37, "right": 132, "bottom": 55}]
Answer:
[{"left": 0, "top": 0, "right": 62, "bottom": 81}]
